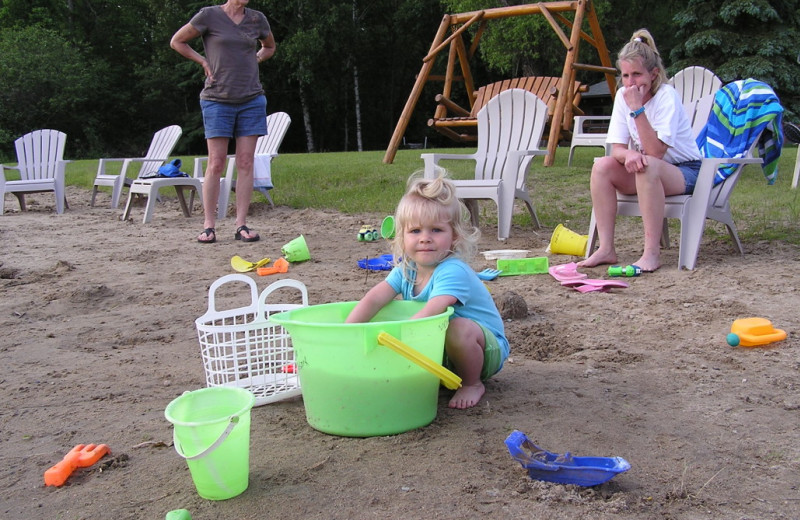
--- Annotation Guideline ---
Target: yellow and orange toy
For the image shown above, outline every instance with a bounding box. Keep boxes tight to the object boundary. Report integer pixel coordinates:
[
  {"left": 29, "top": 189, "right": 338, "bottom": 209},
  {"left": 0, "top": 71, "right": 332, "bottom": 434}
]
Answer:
[{"left": 726, "top": 318, "right": 787, "bottom": 347}]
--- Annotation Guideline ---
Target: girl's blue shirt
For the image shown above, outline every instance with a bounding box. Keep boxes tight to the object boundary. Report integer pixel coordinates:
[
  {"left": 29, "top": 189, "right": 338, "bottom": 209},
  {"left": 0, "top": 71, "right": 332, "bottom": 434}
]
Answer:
[{"left": 385, "top": 257, "right": 510, "bottom": 363}]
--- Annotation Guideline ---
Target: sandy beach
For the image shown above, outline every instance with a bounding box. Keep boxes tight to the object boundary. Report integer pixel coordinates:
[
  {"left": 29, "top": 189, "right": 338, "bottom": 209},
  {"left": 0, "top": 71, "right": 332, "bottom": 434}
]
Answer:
[{"left": 1, "top": 186, "right": 798, "bottom": 519}]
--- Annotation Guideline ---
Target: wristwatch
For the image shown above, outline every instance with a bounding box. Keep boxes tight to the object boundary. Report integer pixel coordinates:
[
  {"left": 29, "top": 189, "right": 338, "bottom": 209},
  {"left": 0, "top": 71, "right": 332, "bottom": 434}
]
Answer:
[{"left": 629, "top": 106, "right": 645, "bottom": 119}]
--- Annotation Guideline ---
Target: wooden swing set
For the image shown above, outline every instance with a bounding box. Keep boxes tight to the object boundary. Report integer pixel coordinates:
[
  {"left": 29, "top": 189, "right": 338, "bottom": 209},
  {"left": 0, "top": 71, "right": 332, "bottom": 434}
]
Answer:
[{"left": 383, "top": 0, "right": 617, "bottom": 166}]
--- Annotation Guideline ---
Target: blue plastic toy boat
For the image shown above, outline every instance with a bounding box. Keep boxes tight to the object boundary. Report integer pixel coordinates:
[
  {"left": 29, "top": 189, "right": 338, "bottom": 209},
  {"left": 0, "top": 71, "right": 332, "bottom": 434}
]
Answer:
[{"left": 505, "top": 430, "right": 630, "bottom": 486}]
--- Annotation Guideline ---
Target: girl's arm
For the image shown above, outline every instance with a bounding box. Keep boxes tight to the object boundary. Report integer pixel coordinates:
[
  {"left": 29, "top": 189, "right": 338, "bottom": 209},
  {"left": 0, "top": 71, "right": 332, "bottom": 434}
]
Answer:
[
  {"left": 412, "top": 295, "right": 457, "bottom": 319},
  {"left": 345, "top": 281, "right": 398, "bottom": 323}
]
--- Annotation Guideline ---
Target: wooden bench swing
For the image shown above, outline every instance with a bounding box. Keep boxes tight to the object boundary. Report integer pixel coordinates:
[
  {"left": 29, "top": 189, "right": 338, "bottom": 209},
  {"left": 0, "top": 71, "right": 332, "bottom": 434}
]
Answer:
[
  {"left": 383, "top": 0, "right": 618, "bottom": 166},
  {"left": 429, "top": 76, "right": 586, "bottom": 143}
]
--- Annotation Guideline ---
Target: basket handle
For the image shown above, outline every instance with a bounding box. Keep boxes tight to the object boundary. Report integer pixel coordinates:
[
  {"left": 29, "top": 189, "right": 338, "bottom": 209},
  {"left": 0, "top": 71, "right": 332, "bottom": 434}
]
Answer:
[
  {"left": 173, "top": 415, "right": 240, "bottom": 461},
  {"left": 257, "top": 278, "right": 309, "bottom": 319},
  {"left": 205, "top": 274, "right": 259, "bottom": 314}
]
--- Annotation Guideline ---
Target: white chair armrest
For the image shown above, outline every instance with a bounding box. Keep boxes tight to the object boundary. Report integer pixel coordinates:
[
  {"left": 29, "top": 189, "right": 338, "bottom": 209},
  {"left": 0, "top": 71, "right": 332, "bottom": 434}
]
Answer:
[
  {"left": 0, "top": 164, "right": 20, "bottom": 181},
  {"left": 97, "top": 157, "right": 149, "bottom": 176},
  {"left": 507, "top": 149, "right": 548, "bottom": 160},
  {"left": 421, "top": 152, "right": 478, "bottom": 179},
  {"left": 573, "top": 115, "right": 611, "bottom": 132}
]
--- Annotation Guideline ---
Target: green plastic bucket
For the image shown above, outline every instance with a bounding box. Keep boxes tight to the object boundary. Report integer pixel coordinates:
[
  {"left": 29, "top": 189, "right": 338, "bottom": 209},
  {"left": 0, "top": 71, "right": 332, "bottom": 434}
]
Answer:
[
  {"left": 164, "top": 387, "right": 255, "bottom": 500},
  {"left": 269, "top": 300, "right": 453, "bottom": 437}
]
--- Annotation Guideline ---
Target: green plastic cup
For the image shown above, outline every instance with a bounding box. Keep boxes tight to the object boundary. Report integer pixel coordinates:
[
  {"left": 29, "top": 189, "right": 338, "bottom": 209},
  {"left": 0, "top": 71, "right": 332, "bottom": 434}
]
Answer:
[
  {"left": 165, "top": 387, "right": 255, "bottom": 500},
  {"left": 380, "top": 216, "right": 395, "bottom": 239},
  {"left": 281, "top": 235, "right": 310, "bottom": 262}
]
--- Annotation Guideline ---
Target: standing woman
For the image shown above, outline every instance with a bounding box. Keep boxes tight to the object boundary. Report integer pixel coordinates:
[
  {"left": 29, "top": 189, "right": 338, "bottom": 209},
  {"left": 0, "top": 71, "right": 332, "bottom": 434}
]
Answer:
[
  {"left": 578, "top": 29, "right": 702, "bottom": 272},
  {"left": 171, "top": 0, "right": 276, "bottom": 243}
]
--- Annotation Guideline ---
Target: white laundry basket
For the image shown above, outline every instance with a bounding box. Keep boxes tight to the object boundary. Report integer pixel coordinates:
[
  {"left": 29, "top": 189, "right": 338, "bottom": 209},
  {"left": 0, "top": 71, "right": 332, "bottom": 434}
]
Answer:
[{"left": 195, "top": 274, "right": 307, "bottom": 406}]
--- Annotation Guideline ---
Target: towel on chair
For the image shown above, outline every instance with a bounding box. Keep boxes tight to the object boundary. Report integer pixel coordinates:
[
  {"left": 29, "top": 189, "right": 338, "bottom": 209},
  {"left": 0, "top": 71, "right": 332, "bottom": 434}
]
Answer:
[
  {"left": 253, "top": 154, "right": 274, "bottom": 190},
  {"left": 696, "top": 79, "right": 784, "bottom": 185}
]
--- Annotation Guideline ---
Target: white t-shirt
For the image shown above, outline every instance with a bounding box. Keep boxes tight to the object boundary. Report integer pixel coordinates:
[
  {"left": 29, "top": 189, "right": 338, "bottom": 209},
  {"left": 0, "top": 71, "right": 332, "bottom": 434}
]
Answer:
[{"left": 606, "top": 84, "right": 702, "bottom": 164}]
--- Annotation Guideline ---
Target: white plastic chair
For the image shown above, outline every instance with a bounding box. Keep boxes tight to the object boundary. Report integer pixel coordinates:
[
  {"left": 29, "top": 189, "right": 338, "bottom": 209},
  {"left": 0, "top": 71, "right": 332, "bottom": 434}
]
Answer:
[
  {"left": 792, "top": 146, "right": 800, "bottom": 189},
  {"left": 121, "top": 175, "right": 203, "bottom": 224},
  {"left": 669, "top": 66, "right": 723, "bottom": 112},
  {"left": 585, "top": 93, "right": 763, "bottom": 270},
  {"left": 193, "top": 112, "right": 291, "bottom": 217},
  {"left": 0, "top": 129, "right": 70, "bottom": 215},
  {"left": 568, "top": 115, "right": 611, "bottom": 166},
  {"left": 91, "top": 125, "right": 183, "bottom": 208},
  {"left": 421, "top": 89, "right": 549, "bottom": 240},
  {"left": 784, "top": 122, "right": 800, "bottom": 189}
]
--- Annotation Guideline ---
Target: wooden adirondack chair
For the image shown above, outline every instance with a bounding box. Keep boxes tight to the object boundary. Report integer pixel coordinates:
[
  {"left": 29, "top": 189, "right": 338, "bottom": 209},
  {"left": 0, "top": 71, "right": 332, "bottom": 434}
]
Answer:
[
  {"left": 192, "top": 112, "right": 291, "bottom": 219},
  {"left": 91, "top": 125, "right": 183, "bottom": 208},
  {"left": 0, "top": 129, "right": 69, "bottom": 215},
  {"left": 422, "top": 89, "right": 549, "bottom": 240},
  {"left": 585, "top": 92, "right": 764, "bottom": 270}
]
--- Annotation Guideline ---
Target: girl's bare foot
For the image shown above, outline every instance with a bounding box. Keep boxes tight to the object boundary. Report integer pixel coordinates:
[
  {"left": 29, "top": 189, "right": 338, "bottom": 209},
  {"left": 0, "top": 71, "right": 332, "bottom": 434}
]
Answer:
[
  {"left": 577, "top": 249, "right": 617, "bottom": 268},
  {"left": 448, "top": 382, "right": 485, "bottom": 409}
]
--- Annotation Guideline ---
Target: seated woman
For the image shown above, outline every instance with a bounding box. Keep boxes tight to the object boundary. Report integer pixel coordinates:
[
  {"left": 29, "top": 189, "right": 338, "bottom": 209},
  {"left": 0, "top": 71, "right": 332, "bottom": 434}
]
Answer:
[{"left": 578, "top": 29, "right": 702, "bottom": 272}]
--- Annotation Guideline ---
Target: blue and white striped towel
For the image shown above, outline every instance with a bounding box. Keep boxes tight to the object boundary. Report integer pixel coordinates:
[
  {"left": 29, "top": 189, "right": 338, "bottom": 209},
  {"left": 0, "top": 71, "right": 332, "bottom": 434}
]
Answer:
[{"left": 696, "top": 79, "right": 784, "bottom": 185}]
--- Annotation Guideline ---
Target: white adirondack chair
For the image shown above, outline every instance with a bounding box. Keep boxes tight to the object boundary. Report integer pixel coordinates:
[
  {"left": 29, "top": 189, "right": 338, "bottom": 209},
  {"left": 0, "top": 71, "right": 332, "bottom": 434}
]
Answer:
[
  {"left": 784, "top": 122, "right": 800, "bottom": 189},
  {"left": 91, "top": 125, "right": 183, "bottom": 208},
  {"left": 585, "top": 92, "right": 764, "bottom": 270},
  {"left": 192, "top": 112, "right": 291, "bottom": 218},
  {"left": 421, "top": 89, "right": 549, "bottom": 240},
  {"left": 669, "top": 66, "right": 723, "bottom": 113},
  {"left": 0, "top": 129, "right": 69, "bottom": 215}
]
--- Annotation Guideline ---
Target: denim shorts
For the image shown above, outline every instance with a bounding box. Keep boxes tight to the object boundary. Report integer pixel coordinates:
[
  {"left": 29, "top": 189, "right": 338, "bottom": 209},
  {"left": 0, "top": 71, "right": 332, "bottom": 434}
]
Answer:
[
  {"left": 677, "top": 160, "right": 702, "bottom": 194},
  {"left": 200, "top": 95, "right": 267, "bottom": 139}
]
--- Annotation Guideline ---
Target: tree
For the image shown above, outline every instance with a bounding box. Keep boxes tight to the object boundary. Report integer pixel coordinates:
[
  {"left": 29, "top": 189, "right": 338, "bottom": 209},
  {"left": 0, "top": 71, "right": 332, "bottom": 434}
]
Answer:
[
  {"left": 670, "top": 0, "right": 800, "bottom": 119},
  {"left": 0, "top": 26, "right": 110, "bottom": 158}
]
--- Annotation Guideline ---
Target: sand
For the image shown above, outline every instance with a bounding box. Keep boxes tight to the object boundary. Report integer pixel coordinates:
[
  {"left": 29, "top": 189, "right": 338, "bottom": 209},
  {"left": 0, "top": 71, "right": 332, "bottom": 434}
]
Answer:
[{"left": 1, "top": 187, "right": 799, "bottom": 519}]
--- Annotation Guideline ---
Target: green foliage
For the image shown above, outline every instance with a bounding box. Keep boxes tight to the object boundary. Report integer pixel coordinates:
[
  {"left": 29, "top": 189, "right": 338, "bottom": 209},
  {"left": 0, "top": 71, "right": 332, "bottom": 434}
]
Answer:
[
  {"left": 0, "top": 26, "right": 110, "bottom": 158},
  {"left": 671, "top": 0, "right": 800, "bottom": 120}
]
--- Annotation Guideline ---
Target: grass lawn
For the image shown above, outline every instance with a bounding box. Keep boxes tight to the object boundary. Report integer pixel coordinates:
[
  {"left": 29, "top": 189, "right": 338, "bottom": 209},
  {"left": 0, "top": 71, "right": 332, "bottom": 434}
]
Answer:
[{"left": 57, "top": 145, "right": 800, "bottom": 245}]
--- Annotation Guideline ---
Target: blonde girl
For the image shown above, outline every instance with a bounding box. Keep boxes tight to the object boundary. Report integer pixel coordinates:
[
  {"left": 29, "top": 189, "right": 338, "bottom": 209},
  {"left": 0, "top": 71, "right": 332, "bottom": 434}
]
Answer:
[{"left": 347, "top": 173, "right": 509, "bottom": 409}]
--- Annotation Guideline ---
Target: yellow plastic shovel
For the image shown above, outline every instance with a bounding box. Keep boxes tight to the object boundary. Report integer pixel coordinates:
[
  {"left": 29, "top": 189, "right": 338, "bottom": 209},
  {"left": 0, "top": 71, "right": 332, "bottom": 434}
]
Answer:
[
  {"left": 230, "top": 255, "right": 271, "bottom": 273},
  {"left": 377, "top": 331, "right": 462, "bottom": 390}
]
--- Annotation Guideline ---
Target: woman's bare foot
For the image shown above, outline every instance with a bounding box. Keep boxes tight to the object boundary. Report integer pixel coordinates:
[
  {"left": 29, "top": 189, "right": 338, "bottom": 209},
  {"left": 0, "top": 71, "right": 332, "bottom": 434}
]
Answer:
[
  {"left": 633, "top": 254, "right": 660, "bottom": 272},
  {"left": 448, "top": 382, "right": 485, "bottom": 409},
  {"left": 577, "top": 248, "right": 617, "bottom": 268}
]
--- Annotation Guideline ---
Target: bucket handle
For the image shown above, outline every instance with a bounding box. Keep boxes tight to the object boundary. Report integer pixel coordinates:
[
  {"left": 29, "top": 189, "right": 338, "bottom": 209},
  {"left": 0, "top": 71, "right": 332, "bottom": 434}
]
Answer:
[
  {"left": 376, "top": 331, "right": 462, "bottom": 390},
  {"left": 173, "top": 415, "right": 239, "bottom": 461}
]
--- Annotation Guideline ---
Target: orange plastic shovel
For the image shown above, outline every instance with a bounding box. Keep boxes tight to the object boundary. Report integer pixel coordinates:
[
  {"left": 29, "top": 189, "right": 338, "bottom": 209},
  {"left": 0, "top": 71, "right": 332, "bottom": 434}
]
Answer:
[
  {"left": 257, "top": 257, "right": 289, "bottom": 276},
  {"left": 44, "top": 444, "right": 110, "bottom": 486}
]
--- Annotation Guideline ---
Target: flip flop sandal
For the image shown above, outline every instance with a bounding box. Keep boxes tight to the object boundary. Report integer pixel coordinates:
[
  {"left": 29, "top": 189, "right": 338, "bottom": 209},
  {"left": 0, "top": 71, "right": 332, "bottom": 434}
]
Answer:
[
  {"left": 197, "top": 227, "right": 216, "bottom": 244},
  {"left": 235, "top": 225, "right": 260, "bottom": 243},
  {"left": 549, "top": 262, "right": 587, "bottom": 282}
]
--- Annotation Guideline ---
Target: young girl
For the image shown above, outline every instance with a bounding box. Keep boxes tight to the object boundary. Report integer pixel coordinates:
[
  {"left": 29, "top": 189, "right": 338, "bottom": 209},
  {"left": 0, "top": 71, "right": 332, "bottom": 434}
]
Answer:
[{"left": 346, "top": 173, "right": 509, "bottom": 409}]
